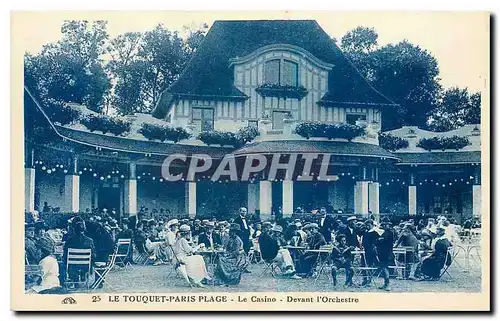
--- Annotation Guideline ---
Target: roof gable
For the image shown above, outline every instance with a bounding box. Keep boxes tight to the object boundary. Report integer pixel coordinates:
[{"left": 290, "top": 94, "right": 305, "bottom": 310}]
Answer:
[{"left": 153, "top": 20, "right": 397, "bottom": 118}]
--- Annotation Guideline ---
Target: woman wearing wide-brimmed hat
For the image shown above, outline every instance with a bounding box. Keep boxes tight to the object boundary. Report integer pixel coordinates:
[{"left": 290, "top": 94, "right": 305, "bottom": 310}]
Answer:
[
  {"left": 28, "top": 236, "right": 64, "bottom": 294},
  {"left": 172, "top": 224, "right": 210, "bottom": 287},
  {"left": 213, "top": 223, "right": 249, "bottom": 285}
]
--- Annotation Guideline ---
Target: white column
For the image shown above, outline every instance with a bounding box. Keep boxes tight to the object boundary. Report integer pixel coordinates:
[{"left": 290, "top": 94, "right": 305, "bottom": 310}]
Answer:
[
  {"left": 408, "top": 186, "right": 417, "bottom": 215},
  {"left": 259, "top": 180, "right": 272, "bottom": 219},
  {"left": 247, "top": 183, "right": 259, "bottom": 214},
  {"left": 368, "top": 182, "right": 380, "bottom": 218},
  {"left": 185, "top": 182, "right": 197, "bottom": 218},
  {"left": 354, "top": 181, "right": 369, "bottom": 215},
  {"left": 282, "top": 180, "right": 293, "bottom": 217},
  {"left": 25, "top": 168, "right": 35, "bottom": 213},
  {"left": 64, "top": 175, "right": 80, "bottom": 213},
  {"left": 124, "top": 179, "right": 137, "bottom": 216},
  {"left": 472, "top": 185, "right": 481, "bottom": 217}
]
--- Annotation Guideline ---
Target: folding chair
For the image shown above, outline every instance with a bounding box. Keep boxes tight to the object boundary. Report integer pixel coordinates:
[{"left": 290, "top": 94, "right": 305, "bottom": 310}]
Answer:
[
  {"left": 351, "top": 250, "right": 382, "bottom": 287},
  {"left": 165, "top": 245, "right": 192, "bottom": 286},
  {"left": 389, "top": 248, "right": 407, "bottom": 279},
  {"left": 260, "top": 259, "right": 281, "bottom": 278},
  {"left": 438, "top": 247, "right": 454, "bottom": 279},
  {"left": 134, "top": 242, "right": 154, "bottom": 265},
  {"left": 92, "top": 253, "right": 117, "bottom": 291},
  {"left": 112, "top": 239, "right": 132, "bottom": 270},
  {"left": 25, "top": 254, "right": 43, "bottom": 288},
  {"left": 65, "top": 248, "right": 92, "bottom": 293}
]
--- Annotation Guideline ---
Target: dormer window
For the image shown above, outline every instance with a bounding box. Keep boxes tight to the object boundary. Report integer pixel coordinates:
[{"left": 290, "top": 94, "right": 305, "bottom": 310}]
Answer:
[{"left": 264, "top": 59, "right": 298, "bottom": 86}]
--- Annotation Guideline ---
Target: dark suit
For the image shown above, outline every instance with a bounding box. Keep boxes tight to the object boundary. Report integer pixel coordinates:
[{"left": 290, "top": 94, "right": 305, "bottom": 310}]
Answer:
[
  {"left": 342, "top": 226, "right": 361, "bottom": 248},
  {"left": 258, "top": 232, "right": 279, "bottom": 262},
  {"left": 361, "top": 230, "right": 380, "bottom": 266},
  {"left": 318, "top": 215, "right": 335, "bottom": 243},
  {"left": 198, "top": 232, "right": 222, "bottom": 248},
  {"left": 234, "top": 216, "right": 251, "bottom": 253},
  {"left": 63, "top": 233, "right": 96, "bottom": 283},
  {"left": 297, "top": 231, "right": 327, "bottom": 275}
]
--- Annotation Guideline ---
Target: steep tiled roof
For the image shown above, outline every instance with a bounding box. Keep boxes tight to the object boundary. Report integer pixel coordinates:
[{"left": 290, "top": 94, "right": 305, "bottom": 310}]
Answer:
[{"left": 153, "top": 20, "right": 397, "bottom": 118}]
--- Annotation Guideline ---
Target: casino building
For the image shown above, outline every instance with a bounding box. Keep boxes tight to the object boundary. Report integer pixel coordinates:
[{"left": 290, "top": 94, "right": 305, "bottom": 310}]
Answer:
[{"left": 24, "top": 20, "right": 482, "bottom": 222}]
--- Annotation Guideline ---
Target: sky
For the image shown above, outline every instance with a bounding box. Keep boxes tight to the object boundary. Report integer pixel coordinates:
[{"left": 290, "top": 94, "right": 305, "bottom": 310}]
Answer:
[{"left": 16, "top": 11, "right": 489, "bottom": 93}]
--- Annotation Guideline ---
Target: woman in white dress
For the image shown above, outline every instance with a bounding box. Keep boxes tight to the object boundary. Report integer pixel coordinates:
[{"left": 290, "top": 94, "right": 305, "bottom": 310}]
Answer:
[
  {"left": 165, "top": 219, "right": 179, "bottom": 262},
  {"left": 28, "top": 237, "right": 62, "bottom": 294},
  {"left": 173, "top": 224, "right": 210, "bottom": 287}
]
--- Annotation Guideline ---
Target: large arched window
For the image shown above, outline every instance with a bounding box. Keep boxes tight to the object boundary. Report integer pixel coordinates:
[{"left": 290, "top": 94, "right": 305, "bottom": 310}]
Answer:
[
  {"left": 282, "top": 60, "right": 298, "bottom": 86},
  {"left": 264, "top": 59, "right": 299, "bottom": 86},
  {"left": 264, "top": 59, "right": 280, "bottom": 84}
]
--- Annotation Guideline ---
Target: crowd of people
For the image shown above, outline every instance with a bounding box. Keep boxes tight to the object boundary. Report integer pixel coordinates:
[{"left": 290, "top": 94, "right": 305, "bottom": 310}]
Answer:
[{"left": 25, "top": 204, "right": 480, "bottom": 293}]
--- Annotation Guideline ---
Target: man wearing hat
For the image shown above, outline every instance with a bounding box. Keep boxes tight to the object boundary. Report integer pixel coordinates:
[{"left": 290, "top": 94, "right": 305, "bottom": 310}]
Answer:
[
  {"left": 342, "top": 216, "right": 361, "bottom": 248},
  {"left": 259, "top": 224, "right": 300, "bottom": 278},
  {"left": 198, "top": 221, "right": 221, "bottom": 249},
  {"left": 295, "top": 223, "right": 327, "bottom": 277}
]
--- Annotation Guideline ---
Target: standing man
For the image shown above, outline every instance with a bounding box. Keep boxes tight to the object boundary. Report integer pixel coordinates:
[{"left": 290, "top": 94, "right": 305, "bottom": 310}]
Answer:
[
  {"left": 342, "top": 216, "right": 361, "bottom": 248},
  {"left": 318, "top": 207, "right": 334, "bottom": 243},
  {"left": 234, "top": 207, "right": 251, "bottom": 254}
]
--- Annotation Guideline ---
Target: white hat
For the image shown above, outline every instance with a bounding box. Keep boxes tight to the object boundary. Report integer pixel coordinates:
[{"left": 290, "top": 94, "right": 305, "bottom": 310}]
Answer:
[
  {"left": 179, "top": 224, "right": 191, "bottom": 233},
  {"left": 346, "top": 216, "right": 357, "bottom": 222},
  {"left": 166, "top": 219, "right": 179, "bottom": 229},
  {"left": 271, "top": 225, "right": 283, "bottom": 233}
]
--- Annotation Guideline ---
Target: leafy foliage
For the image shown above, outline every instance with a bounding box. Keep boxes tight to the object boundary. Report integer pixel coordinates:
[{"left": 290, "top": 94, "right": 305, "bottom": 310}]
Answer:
[
  {"left": 197, "top": 126, "right": 259, "bottom": 147},
  {"left": 416, "top": 135, "right": 471, "bottom": 151},
  {"left": 24, "top": 20, "right": 111, "bottom": 113},
  {"left": 378, "top": 133, "right": 409, "bottom": 151},
  {"left": 255, "top": 84, "right": 308, "bottom": 99},
  {"left": 43, "top": 99, "right": 81, "bottom": 125},
  {"left": 237, "top": 126, "right": 260, "bottom": 144},
  {"left": 295, "top": 122, "right": 366, "bottom": 141},
  {"left": 341, "top": 27, "right": 442, "bottom": 130},
  {"left": 139, "top": 123, "right": 191, "bottom": 142},
  {"left": 107, "top": 24, "right": 208, "bottom": 115},
  {"left": 427, "top": 87, "right": 481, "bottom": 131},
  {"left": 198, "top": 130, "right": 240, "bottom": 147},
  {"left": 80, "top": 114, "right": 131, "bottom": 136}
]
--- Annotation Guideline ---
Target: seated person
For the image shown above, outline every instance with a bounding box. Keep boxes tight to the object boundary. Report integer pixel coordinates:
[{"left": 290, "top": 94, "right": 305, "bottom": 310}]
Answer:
[
  {"left": 258, "top": 223, "right": 300, "bottom": 278},
  {"left": 173, "top": 224, "right": 210, "bottom": 287},
  {"left": 27, "top": 236, "right": 64, "bottom": 294},
  {"left": 213, "top": 223, "right": 249, "bottom": 285},
  {"left": 198, "top": 221, "right": 222, "bottom": 249},
  {"left": 418, "top": 227, "right": 452, "bottom": 280},
  {"left": 296, "top": 223, "right": 327, "bottom": 277},
  {"left": 62, "top": 219, "right": 95, "bottom": 285},
  {"left": 330, "top": 234, "right": 355, "bottom": 287}
]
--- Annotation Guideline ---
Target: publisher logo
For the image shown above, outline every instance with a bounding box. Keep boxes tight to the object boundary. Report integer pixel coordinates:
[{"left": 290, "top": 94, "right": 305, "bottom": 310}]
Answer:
[{"left": 61, "top": 297, "right": 77, "bottom": 304}]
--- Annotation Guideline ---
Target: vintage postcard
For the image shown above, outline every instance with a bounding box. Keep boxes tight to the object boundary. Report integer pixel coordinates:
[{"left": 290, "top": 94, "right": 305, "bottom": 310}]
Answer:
[{"left": 11, "top": 11, "right": 490, "bottom": 311}]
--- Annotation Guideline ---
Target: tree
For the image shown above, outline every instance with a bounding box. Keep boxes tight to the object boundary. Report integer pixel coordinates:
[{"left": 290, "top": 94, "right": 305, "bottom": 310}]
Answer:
[
  {"left": 24, "top": 20, "right": 111, "bottom": 113},
  {"left": 108, "top": 24, "right": 208, "bottom": 115},
  {"left": 427, "top": 87, "right": 481, "bottom": 131},
  {"left": 340, "top": 27, "right": 442, "bottom": 130}
]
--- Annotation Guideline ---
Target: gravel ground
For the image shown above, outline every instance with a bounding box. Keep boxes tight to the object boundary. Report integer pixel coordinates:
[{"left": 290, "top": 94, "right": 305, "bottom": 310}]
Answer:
[{"left": 93, "top": 256, "right": 482, "bottom": 294}]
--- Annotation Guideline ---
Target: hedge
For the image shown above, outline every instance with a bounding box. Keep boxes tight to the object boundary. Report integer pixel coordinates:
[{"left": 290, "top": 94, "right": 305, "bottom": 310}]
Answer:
[
  {"left": 81, "top": 114, "right": 132, "bottom": 136},
  {"left": 378, "top": 133, "right": 409, "bottom": 151},
  {"left": 139, "top": 123, "right": 191, "bottom": 142},
  {"left": 197, "top": 126, "right": 259, "bottom": 147},
  {"left": 417, "top": 135, "right": 471, "bottom": 151},
  {"left": 44, "top": 99, "right": 81, "bottom": 126},
  {"left": 295, "top": 122, "right": 366, "bottom": 141}
]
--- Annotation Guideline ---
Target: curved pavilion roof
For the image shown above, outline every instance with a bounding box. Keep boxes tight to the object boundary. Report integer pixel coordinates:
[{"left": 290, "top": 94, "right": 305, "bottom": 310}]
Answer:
[{"left": 233, "top": 140, "right": 400, "bottom": 161}]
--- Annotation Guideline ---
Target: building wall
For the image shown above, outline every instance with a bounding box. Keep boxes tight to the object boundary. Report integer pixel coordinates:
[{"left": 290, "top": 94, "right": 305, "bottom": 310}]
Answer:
[
  {"left": 36, "top": 173, "right": 65, "bottom": 211},
  {"left": 165, "top": 46, "right": 380, "bottom": 133},
  {"left": 137, "top": 181, "right": 185, "bottom": 215}
]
